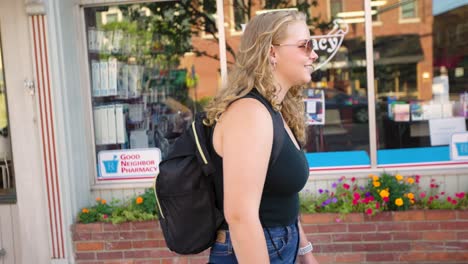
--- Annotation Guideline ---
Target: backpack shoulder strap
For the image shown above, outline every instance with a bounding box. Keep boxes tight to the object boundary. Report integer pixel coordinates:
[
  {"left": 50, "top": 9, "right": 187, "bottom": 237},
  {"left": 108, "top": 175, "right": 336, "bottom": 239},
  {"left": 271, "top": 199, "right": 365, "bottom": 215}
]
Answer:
[
  {"left": 241, "top": 89, "right": 284, "bottom": 166},
  {"left": 192, "top": 112, "right": 216, "bottom": 176}
]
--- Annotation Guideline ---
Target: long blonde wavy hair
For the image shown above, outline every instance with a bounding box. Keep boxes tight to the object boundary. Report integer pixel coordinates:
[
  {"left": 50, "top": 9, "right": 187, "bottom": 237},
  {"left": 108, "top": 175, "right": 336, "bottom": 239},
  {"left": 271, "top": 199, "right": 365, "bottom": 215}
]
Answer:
[{"left": 204, "top": 10, "right": 308, "bottom": 145}]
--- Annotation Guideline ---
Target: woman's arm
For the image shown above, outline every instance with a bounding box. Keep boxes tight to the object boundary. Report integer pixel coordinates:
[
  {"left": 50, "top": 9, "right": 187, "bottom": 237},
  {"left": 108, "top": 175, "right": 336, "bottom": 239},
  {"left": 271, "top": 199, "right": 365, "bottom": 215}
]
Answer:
[
  {"left": 297, "top": 219, "right": 320, "bottom": 264},
  {"left": 217, "top": 98, "right": 273, "bottom": 263}
]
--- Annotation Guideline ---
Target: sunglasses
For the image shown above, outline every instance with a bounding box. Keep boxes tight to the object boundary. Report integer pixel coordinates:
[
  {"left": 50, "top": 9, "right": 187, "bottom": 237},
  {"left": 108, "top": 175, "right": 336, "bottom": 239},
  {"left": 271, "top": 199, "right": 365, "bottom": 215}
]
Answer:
[{"left": 273, "top": 39, "right": 314, "bottom": 54}]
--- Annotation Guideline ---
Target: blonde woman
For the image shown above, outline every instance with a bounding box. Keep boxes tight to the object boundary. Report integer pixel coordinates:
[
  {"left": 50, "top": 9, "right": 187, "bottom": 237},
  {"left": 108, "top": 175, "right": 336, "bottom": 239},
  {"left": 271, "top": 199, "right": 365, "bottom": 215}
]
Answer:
[{"left": 205, "top": 10, "right": 319, "bottom": 264}]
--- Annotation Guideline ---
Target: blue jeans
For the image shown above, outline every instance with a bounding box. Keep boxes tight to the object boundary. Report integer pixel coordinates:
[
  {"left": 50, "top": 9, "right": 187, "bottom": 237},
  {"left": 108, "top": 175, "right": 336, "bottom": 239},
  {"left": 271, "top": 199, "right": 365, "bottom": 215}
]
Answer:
[{"left": 208, "top": 222, "right": 299, "bottom": 264}]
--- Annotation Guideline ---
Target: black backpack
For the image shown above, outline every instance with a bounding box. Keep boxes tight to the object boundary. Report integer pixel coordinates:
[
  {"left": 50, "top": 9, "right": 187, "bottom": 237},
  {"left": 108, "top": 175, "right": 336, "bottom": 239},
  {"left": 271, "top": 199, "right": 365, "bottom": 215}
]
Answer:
[
  {"left": 154, "top": 91, "right": 285, "bottom": 255},
  {"left": 154, "top": 112, "right": 223, "bottom": 254}
]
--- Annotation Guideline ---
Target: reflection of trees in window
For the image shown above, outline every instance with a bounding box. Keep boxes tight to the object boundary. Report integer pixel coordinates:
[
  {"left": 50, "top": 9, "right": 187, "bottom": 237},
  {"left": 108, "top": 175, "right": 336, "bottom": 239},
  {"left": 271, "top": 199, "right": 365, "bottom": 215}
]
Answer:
[{"left": 233, "top": 0, "right": 249, "bottom": 31}]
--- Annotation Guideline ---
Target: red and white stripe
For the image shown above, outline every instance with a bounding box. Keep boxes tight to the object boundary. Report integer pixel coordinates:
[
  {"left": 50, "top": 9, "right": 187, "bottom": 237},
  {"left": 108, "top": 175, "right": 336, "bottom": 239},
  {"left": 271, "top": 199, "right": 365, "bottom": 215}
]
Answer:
[{"left": 30, "top": 15, "right": 64, "bottom": 259}]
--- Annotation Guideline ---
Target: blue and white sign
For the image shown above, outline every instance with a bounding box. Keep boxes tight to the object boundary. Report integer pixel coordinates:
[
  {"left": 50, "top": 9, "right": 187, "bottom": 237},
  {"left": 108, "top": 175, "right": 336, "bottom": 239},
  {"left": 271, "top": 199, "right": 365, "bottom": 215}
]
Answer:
[
  {"left": 98, "top": 148, "right": 161, "bottom": 180},
  {"left": 450, "top": 132, "right": 468, "bottom": 161}
]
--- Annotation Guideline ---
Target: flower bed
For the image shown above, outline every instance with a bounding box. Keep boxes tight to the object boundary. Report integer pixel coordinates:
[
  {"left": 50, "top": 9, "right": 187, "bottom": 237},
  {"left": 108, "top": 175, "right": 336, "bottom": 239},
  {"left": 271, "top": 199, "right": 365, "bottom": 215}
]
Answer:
[
  {"left": 72, "top": 210, "right": 468, "bottom": 264},
  {"left": 73, "top": 173, "right": 467, "bottom": 263}
]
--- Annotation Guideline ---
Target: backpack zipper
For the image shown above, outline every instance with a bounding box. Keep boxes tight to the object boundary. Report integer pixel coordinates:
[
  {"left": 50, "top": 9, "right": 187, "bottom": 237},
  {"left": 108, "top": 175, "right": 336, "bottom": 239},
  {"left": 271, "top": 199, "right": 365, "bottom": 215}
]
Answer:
[
  {"left": 153, "top": 177, "right": 165, "bottom": 219},
  {"left": 192, "top": 121, "right": 208, "bottom": 165}
]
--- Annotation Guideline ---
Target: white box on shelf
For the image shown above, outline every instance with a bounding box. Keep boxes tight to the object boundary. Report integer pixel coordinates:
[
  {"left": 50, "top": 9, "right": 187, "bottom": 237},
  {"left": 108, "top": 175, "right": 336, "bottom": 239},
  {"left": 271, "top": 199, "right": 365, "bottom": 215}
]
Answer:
[
  {"left": 100, "top": 60, "right": 109, "bottom": 96},
  {"left": 107, "top": 105, "right": 117, "bottom": 144},
  {"left": 99, "top": 106, "right": 109, "bottom": 145},
  {"left": 96, "top": 30, "right": 105, "bottom": 53},
  {"left": 93, "top": 106, "right": 102, "bottom": 145},
  {"left": 118, "top": 63, "right": 129, "bottom": 99},
  {"left": 108, "top": 57, "right": 118, "bottom": 96},
  {"left": 115, "top": 104, "right": 126, "bottom": 144},
  {"left": 112, "top": 29, "right": 123, "bottom": 53},
  {"left": 128, "top": 64, "right": 140, "bottom": 97},
  {"left": 88, "top": 28, "right": 98, "bottom": 52},
  {"left": 91, "top": 60, "right": 101, "bottom": 97},
  {"left": 442, "top": 102, "right": 453, "bottom": 118}
]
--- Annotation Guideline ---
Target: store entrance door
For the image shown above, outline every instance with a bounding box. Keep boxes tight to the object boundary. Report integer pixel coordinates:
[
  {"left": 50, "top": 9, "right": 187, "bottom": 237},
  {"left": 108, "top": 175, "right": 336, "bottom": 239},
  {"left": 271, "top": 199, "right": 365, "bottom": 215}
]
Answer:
[{"left": 0, "top": 0, "right": 50, "bottom": 263}]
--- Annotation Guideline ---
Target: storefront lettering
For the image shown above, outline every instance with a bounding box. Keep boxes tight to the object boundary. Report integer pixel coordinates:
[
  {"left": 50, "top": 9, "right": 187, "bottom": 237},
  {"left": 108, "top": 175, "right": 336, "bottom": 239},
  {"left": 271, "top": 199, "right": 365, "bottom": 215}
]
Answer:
[
  {"left": 121, "top": 166, "right": 158, "bottom": 173},
  {"left": 312, "top": 19, "right": 349, "bottom": 71},
  {"left": 312, "top": 37, "right": 339, "bottom": 53}
]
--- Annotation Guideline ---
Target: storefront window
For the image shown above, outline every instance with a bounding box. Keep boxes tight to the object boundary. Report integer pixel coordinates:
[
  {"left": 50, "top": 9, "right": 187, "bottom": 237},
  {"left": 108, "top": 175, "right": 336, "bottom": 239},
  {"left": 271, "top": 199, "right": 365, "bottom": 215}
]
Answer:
[
  {"left": 85, "top": 1, "right": 220, "bottom": 181},
  {"left": 375, "top": 0, "right": 467, "bottom": 166},
  {"left": 303, "top": 0, "right": 371, "bottom": 169},
  {"left": 0, "top": 31, "right": 15, "bottom": 203}
]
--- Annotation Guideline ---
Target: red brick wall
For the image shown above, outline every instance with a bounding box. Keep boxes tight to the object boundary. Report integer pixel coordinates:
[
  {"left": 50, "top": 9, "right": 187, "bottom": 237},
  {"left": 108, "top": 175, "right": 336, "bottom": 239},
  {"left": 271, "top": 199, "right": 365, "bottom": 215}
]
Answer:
[{"left": 72, "top": 210, "right": 468, "bottom": 264}]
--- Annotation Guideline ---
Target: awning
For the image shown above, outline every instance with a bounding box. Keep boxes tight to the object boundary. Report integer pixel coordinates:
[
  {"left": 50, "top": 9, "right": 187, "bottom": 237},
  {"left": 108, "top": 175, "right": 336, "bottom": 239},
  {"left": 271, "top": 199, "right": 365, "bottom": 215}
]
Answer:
[{"left": 333, "top": 34, "right": 425, "bottom": 67}]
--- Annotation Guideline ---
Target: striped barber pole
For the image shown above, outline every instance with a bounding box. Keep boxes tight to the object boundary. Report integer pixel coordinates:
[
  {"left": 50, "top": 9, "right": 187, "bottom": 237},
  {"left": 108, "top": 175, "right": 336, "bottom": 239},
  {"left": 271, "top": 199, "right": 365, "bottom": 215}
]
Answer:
[{"left": 30, "top": 14, "right": 64, "bottom": 259}]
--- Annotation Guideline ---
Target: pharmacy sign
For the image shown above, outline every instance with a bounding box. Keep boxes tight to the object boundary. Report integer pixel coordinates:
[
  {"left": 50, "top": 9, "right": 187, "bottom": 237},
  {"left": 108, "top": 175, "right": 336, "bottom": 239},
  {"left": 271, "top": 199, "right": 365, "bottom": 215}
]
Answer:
[{"left": 98, "top": 148, "right": 161, "bottom": 180}]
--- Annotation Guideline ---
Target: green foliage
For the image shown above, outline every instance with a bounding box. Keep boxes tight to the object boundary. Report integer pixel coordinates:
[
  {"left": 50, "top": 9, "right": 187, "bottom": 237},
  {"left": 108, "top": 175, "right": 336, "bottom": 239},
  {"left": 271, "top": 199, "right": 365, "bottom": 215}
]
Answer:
[
  {"left": 413, "top": 178, "right": 468, "bottom": 210},
  {"left": 77, "top": 189, "right": 158, "bottom": 224},
  {"left": 367, "top": 173, "right": 416, "bottom": 211},
  {"left": 300, "top": 173, "right": 467, "bottom": 219}
]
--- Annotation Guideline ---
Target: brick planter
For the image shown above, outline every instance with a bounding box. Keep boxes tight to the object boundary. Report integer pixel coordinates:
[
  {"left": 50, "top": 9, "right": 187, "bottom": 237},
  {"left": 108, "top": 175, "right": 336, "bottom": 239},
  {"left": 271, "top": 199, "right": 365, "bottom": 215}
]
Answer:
[{"left": 72, "top": 210, "right": 468, "bottom": 264}]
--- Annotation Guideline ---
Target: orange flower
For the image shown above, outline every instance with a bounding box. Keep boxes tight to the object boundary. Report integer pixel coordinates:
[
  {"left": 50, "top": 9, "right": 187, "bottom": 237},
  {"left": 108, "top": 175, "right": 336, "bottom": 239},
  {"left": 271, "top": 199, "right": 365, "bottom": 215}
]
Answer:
[
  {"left": 101, "top": 199, "right": 107, "bottom": 205},
  {"left": 82, "top": 208, "right": 89, "bottom": 213},
  {"left": 395, "top": 174, "right": 403, "bottom": 181},
  {"left": 407, "top": 193, "right": 415, "bottom": 200},
  {"left": 373, "top": 181, "right": 381, "bottom": 187},
  {"left": 372, "top": 175, "right": 379, "bottom": 182},
  {"left": 395, "top": 198, "right": 404, "bottom": 206},
  {"left": 96, "top": 197, "right": 101, "bottom": 202},
  {"left": 379, "top": 189, "right": 390, "bottom": 198},
  {"left": 136, "top": 196, "right": 144, "bottom": 205},
  {"left": 406, "top": 178, "right": 415, "bottom": 184}
]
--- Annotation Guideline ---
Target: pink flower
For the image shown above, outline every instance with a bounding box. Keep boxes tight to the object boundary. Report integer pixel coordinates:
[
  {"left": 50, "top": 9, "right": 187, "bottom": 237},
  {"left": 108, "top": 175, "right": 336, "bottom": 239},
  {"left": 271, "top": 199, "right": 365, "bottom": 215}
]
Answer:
[
  {"left": 376, "top": 203, "right": 380, "bottom": 209},
  {"left": 435, "top": 195, "right": 439, "bottom": 199},
  {"left": 366, "top": 208, "right": 373, "bottom": 215},
  {"left": 441, "top": 192, "right": 445, "bottom": 195},
  {"left": 354, "top": 193, "right": 361, "bottom": 200},
  {"left": 353, "top": 200, "right": 358, "bottom": 205},
  {"left": 455, "top": 192, "right": 465, "bottom": 199},
  {"left": 103, "top": 214, "right": 108, "bottom": 219},
  {"left": 351, "top": 177, "right": 356, "bottom": 182},
  {"left": 429, "top": 196, "right": 434, "bottom": 201},
  {"left": 447, "top": 196, "right": 452, "bottom": 202},
  {"left": 383, "top": 197, "right": 389, "bottom": 202},
  {"left": 343, "top": 184, "right": 350, "bottom": 190},
  {"left": 451, "top": 200, "right": 458, "bottom": 205},
  {"left": 420, "top": 192, "right": 426, "bottom": 198}
]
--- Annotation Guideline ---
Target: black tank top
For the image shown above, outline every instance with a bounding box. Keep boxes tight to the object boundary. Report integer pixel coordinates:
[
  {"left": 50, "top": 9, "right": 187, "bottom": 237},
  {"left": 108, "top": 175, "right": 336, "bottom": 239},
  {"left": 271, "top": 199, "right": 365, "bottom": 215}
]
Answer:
[{"left": 210, "top": 89, "right": 309, "bottom": 229}]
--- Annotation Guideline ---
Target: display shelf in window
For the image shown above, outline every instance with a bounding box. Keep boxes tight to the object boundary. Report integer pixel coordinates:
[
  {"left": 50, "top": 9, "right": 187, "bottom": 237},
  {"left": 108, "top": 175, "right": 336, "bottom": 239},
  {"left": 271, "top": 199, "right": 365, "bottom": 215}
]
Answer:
[{"left": 84, "top": 2, "right": 197, "bottom": 181}]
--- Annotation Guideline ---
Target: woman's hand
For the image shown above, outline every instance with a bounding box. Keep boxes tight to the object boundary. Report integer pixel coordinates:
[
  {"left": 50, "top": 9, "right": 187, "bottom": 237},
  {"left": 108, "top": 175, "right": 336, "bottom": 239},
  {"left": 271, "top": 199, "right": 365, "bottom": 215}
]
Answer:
[{"left": 297, "top": 219, "right": 320, "bottom": 264}]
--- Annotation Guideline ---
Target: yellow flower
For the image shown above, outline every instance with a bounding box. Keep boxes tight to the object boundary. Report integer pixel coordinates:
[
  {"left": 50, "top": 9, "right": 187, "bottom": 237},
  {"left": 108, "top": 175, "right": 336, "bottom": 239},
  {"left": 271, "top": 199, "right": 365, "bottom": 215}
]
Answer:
[
  {"left": 368, "top": 174, "right": 377, "bottom": 178},
  {"left": 136, "top": 196, "right": 144, "bottom": 205},
  {"left": 379, "top": 189, "right": 390, "bottom": 198},
  {"left": 373, "top": 181, "right": 381, "bottom": 187},
  {"left": 82, "top": 208, "right": 89, "bottom": 213},
  {"left": 407, "top": 193, "right": 414, "bottom": 200},
  {"left": 407, "top": 178, "right": 415, "bottom": 184},
  {"left": 101, "top": 199, "right": 107, "bottom": 205},
  {"left": 395, "top": 174, "right": 403, "bottom": 181},
  {"left": 372, "top": 175, "right": 379, "bottom": 182},
  {"left": 395, "top": 198, "right": 404, "bottom": 206}
]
